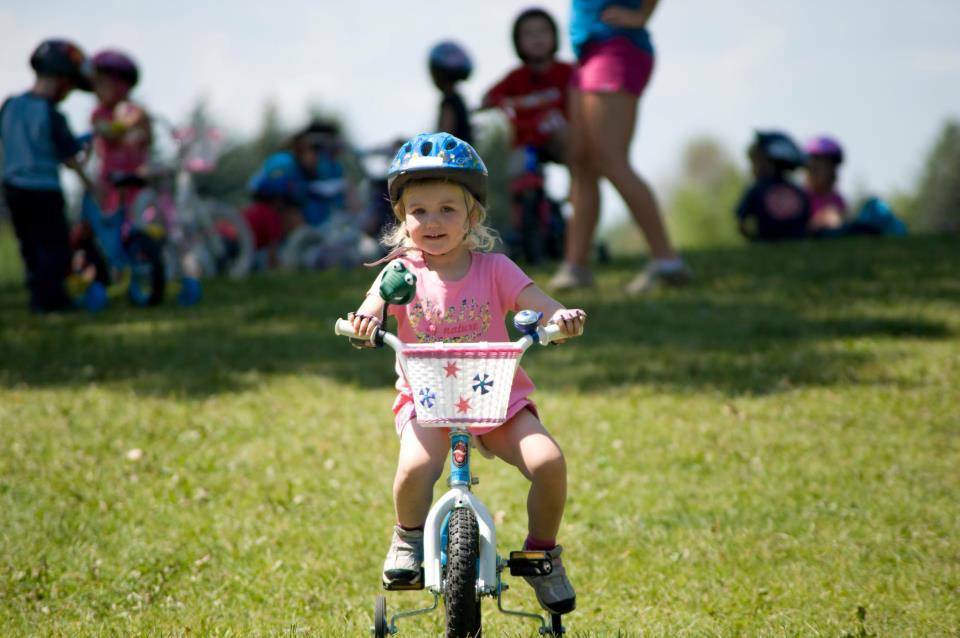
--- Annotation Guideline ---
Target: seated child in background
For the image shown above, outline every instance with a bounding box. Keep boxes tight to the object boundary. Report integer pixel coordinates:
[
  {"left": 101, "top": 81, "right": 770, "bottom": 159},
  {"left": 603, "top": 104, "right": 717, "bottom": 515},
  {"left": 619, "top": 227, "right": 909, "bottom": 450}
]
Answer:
[
  {"left": 428, "top": 41, "right": 474, "bottom": 145},
  {"left": 735, "top": 130, "right": 811, "bottom": 241},
  {"left": 482, "top": 7, "right": 574, "bottom": 165},
  {"left": 803, "top": 135, "right": 848, "bottom": 234},
  {"left": 244, "top": 156, "right": 305, "bottom": 269},
  {"left": 1, "top": 39, "right": 94, "bottom": 313},
  {"left": 90, "top": 49, "right": 152, "bottom": 213}
]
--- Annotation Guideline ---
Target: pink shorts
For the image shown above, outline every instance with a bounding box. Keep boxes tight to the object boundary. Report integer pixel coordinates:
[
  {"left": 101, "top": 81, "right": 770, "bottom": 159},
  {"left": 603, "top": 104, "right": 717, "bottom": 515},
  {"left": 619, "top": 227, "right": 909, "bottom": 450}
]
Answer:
[
  {"left": 570, "top": 36, "right": 655, "bottom": 96},
  {"left": 394, "top": 396, "right": 538, "bottom": 438}
]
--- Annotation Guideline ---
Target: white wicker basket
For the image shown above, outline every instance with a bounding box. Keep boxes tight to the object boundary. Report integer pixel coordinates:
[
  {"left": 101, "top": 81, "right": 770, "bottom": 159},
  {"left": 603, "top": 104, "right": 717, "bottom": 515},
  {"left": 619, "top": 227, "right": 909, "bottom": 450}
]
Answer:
[{"left": 399, "top": 342, "right": 524, "bottom": 427}]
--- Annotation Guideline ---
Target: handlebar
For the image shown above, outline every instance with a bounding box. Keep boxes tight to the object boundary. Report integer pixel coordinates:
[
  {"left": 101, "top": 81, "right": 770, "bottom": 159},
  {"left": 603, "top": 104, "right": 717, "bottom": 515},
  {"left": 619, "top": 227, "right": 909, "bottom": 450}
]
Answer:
[{"left": 333, "top": 316, "right": 582, "bottom": 350}]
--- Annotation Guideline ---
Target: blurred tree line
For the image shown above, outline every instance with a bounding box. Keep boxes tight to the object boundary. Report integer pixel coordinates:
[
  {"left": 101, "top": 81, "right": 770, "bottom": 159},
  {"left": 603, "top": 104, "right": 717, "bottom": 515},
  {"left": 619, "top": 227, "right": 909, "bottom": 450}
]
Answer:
[{"left": 893, "top": 119, "right": 960, "bottom": 234}]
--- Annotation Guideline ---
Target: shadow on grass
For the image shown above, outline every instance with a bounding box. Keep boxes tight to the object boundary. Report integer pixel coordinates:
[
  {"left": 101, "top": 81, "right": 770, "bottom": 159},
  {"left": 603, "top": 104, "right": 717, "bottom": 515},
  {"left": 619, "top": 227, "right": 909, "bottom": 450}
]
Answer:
[{"left": 0, "top": 236, "right": 955, "bottom": 398}]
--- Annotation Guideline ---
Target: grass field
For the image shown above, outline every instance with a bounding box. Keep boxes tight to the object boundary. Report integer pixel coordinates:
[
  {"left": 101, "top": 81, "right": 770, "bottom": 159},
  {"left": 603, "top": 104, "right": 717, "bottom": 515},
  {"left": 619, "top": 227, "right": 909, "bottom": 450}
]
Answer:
[{"left": 0, "top": 230, "right": 958, "bottom": 637}]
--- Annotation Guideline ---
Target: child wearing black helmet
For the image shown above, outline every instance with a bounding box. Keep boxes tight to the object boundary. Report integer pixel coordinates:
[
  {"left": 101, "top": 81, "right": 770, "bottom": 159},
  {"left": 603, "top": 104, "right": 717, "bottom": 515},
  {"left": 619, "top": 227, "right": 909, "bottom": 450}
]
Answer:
[
  {"left": 483, "top": 8, "right": 575, "bottom": 163},
  {"left": 1, "top": 39, "right": 94, "bottom": 312},
  {"left": 735, "top": 130, "right": 811, "bottom": 241},
  {"left": 428, "top": 41, "right": 474, "bottom": 144}
]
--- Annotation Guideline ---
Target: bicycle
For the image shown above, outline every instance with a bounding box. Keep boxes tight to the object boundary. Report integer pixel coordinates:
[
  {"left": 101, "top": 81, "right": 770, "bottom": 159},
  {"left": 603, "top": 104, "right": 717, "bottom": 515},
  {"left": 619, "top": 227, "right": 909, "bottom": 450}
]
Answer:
[
  {"left": 278, "top": 142, "right": 393, "bottom": 271},
  {"left": 67, "top": 189, "right": 166, "bottom": 310},
  {"left": 334, "top": 261, "right": 579, "bottom": 637},
  {"left": 131, "top": 115, "right": 255, "bottom": 281},
  {"left": 506, "top": 145, "right": 566, "bottom": 265}
]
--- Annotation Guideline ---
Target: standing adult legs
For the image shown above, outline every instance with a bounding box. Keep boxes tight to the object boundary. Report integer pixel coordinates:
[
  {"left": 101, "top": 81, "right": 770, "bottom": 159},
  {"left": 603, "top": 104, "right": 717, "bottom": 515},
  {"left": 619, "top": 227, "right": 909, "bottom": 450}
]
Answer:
[
  {"left": 580, "top": 90, "right": 676, "bottom": 261},
  {"left": 564, "top": 87, "right": 602, "bottom": 271}
]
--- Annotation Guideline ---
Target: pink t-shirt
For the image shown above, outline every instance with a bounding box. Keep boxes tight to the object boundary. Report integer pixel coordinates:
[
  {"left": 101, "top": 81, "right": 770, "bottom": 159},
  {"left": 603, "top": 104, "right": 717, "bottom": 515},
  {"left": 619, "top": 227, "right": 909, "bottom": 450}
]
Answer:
[
  {"left": 370, "top": 251, "right": 536, "bottom": 435},
  {"left": 807, "top": 188, "right": 848, "bottom": 226}
]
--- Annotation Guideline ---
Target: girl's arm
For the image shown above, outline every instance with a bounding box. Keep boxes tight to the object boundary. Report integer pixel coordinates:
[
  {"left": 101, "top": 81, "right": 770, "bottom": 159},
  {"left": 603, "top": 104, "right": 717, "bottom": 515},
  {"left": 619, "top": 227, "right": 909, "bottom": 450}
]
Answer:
[
  {"left": 349, "top": 292, "right": 388, "bottom": 340},
  {"left": 515, "top": 284, "right": 587, "bottom": 337},
  {"left": 601, "top": 0, "right": 660, "bottom": 29}
]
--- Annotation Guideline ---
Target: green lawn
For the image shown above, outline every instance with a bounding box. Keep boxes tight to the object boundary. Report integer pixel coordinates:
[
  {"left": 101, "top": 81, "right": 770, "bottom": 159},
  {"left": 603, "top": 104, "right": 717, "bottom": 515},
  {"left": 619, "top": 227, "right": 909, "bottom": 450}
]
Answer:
[{"left": 1, "top": 230, "right": 958, "bottom": 637}]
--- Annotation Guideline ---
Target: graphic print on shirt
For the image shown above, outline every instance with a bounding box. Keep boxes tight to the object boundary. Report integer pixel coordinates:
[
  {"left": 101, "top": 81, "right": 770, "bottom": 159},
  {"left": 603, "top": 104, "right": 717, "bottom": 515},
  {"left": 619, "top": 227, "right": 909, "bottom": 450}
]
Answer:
[{"left": 406, "top": 296, "right": 492, "bottom": 343}]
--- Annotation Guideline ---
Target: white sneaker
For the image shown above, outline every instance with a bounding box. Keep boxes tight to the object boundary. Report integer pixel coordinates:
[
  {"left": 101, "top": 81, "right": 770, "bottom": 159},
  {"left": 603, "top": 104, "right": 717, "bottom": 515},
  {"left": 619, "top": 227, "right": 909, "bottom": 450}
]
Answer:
[
  {"left": 382, "top": 525, "right": 423, "bottom": 586},
  {"left": 548, "top": 263, "right": 594, "bottom": 291},
  {"left": 625, "top": 261, "right": 692, "bottom": 295}
]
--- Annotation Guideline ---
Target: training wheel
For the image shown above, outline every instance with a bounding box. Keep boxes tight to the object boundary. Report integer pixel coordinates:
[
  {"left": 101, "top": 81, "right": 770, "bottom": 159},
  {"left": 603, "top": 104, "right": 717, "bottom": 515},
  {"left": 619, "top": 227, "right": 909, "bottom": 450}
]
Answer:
[
  {"left": 373, "top": 595, "right": 388, "bottom": 637},
  {"left": 551, "top": 613, "right": 565, "bottom": 635}
]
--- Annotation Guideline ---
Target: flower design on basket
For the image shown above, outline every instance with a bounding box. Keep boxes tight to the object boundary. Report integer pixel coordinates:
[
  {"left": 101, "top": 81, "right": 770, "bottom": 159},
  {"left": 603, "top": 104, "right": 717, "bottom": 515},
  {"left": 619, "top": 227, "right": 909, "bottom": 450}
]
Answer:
[
  {"left": 419, "top": 387, "right": 436, "bottom": 408},
  {"left": 472, "top": 373, "right": 493, "bottom": 395},
  {"left": 444, "top": 361, "right": 460, "bottom": 378},
  {"left": 456, "top": 396, "right": 471, "bottom": 413}
]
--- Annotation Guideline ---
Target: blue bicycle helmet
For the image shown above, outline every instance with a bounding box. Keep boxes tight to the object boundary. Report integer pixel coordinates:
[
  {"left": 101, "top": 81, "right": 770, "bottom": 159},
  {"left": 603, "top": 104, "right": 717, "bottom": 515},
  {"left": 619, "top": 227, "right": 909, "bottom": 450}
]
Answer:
[
  {"left": 387, "top": 133, "right": 488, "bottom": 206},
  {"left": 428, "top": 41, "right": 473, "bottom": 83},
  {"left": 248, "top": 152, "right": 304, "bottom": 202},
  {"left": 755, "top": 130, "right": 806, "bottom": 170}
]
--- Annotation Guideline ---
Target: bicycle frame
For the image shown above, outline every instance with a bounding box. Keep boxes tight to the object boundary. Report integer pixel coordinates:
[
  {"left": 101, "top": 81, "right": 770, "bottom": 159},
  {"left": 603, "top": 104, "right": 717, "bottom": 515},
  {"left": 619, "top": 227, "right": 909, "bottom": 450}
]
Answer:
[{"left": 423, "top": 428, "right": 498, "bottom": 594}]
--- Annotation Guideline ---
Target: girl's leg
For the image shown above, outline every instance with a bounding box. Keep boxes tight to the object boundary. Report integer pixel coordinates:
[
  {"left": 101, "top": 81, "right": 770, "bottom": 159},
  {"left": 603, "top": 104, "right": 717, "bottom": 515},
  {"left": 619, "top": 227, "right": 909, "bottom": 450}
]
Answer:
[
  {"left": 563, "top": 87, "right": 602, "bottom": 271},
  {"left": 581, "top": 91, "right": 677, "bottom": 261},
  {"left": 479, "top": 409, "right": 566, "bottom": 541},
  {"left": 394, "top": 420, "right": 449, "bottom": 528}
]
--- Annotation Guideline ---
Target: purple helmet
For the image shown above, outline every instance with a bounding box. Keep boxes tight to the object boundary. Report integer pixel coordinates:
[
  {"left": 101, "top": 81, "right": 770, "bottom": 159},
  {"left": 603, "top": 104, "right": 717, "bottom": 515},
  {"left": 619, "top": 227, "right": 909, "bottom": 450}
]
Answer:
[
  {"left": 92, "top": 49, "right": 139, "bottom": 87},
  {"left": 804, "top": 136, "right": 844, "bottom": 164}
]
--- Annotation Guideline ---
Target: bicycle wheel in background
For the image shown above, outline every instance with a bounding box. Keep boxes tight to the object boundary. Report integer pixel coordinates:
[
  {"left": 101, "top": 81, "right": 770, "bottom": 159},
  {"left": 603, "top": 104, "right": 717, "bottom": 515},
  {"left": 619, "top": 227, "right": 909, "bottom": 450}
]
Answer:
[
  {"left": 444, "top": 507, "right": 481, "bottom": 638},
  {"left": 198, "top": 199, "right": 254, "bottom": 279},
  {"left": 123, "top": 231, "right": 166, "bottom": 306}
]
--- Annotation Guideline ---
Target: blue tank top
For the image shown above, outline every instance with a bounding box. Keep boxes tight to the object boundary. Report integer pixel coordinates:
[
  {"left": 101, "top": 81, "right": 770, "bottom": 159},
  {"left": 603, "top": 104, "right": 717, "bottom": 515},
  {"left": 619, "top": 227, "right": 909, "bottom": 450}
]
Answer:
[
  {"left": 570, "top": 0, "right": 654, "bottom": 58},
  {"left": 0, "top": 92, "right": 80, "bottom": 191}
]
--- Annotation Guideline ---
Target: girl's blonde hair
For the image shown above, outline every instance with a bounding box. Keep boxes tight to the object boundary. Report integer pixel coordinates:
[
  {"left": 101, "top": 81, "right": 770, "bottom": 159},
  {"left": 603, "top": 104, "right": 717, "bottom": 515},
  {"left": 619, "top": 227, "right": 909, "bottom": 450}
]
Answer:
[{"left": 377, "top": 178, "right": 499, "bottom": 260}]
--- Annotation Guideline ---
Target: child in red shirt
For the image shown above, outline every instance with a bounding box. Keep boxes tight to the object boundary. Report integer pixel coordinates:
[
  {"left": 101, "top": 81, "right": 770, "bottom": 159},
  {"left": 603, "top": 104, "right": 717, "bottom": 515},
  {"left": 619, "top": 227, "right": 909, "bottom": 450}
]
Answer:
[{"left": 483, "top": 8, "right": 574, "bottom": 163}]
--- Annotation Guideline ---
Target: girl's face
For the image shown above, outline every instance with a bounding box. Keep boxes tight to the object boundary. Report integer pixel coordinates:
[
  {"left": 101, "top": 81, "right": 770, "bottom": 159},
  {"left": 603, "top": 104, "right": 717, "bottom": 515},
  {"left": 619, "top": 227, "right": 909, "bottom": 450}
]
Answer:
[
  {"left": 517, "top": 16, "right": 555, "bottom": 62},
  {"left": 92, "top": 72, "right": 128, "bottom": 105},
  {"left": 402, "top": 182, "right": 471, "bottom": 257},
  {"left": 806, "top": 155, "right": 838, "bottom": 191}
]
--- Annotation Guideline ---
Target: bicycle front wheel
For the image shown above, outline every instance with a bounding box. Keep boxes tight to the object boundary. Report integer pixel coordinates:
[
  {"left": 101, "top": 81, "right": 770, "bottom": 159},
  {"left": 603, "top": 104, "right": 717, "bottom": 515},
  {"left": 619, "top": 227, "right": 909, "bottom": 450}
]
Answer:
[
  {"left": 199, "top": 199, "right": 255, "bottom": 279},
  {"left": 444, "top": 507, "right": 481, "bottom": 638}
]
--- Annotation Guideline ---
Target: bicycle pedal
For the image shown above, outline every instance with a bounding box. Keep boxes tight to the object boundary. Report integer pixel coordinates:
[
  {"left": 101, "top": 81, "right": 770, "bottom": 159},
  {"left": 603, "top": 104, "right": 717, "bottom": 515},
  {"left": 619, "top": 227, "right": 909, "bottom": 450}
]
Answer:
[
  {"left": 382, "top": 569, "right": 425, "bottom": 591},
  {"left": 507, "top": 550, "right": 552, "bottom": 577}
]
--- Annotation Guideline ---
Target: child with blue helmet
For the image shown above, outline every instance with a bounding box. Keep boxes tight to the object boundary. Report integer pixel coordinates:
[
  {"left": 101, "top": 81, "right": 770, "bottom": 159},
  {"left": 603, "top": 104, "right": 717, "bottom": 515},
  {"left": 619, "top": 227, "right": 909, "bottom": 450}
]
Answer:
[
  {"left": 429, "top": 42, "right": 474, "bottom": 145},
  {"left": 349, "top": 132, "right": 586, "bottom": 615},
  {"left": 1, "top": 39, "right": 94, "bottom": 313}
]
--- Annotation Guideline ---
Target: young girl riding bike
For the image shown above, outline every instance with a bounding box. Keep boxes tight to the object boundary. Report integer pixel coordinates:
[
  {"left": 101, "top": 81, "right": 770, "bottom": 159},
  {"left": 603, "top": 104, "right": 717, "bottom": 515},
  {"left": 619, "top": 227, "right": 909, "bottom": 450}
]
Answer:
[{"left": 348, "top": 132, "right": 586, "bottom": 615}]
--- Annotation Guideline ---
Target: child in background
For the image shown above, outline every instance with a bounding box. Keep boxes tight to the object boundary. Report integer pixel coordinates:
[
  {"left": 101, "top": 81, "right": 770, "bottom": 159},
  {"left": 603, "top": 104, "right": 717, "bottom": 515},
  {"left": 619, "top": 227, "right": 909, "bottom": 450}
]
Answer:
[
  {"left": 803, "top": 136, "right": 847, "bottom": 234},
  {"left": 90, "top": 49, "right": 152, "bottom": 213},
  {"left": 483, "top": 7, "right": 574, "bottom": 164},
  {"left": 244, "top": 156, "right": 305, "bottom": 269},
  {"left": 428, "top": 41, "right": 474, "bottom": 145},
  {"left": 0, "top": 39, "right": 94, "bottom": 313},
  {"left": 735, "top": 130, "right": 811, "bottom": 241},
  {"left": 349, "top": 133, "right": 585, "bottom": 615}
]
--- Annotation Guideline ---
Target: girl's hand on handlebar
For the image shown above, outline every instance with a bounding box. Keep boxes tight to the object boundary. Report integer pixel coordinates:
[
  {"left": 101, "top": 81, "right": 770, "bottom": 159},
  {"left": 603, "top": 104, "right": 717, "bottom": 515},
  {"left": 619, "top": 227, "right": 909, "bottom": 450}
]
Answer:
[
  {"left": 548, "top": 308, "right": 586, "bottom": 341},
  {"left": 347, "top": 311, "right": 381, "bottom": 348}
]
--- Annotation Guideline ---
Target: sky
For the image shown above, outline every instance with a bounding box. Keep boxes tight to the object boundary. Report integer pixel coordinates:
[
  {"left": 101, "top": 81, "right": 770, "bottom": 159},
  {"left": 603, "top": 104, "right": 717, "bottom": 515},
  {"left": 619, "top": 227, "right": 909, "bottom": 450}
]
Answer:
[{"left": 3, "top": 0, "right": 960, "bottom": 224}]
